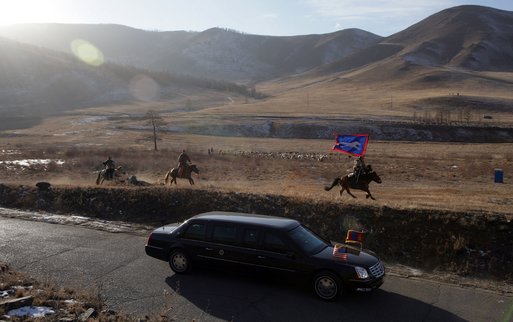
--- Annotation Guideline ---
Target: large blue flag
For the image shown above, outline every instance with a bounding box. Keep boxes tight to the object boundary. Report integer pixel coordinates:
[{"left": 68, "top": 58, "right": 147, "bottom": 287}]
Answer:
[{"left": 332, "top": 134, "right": 368, "bottom": 156}]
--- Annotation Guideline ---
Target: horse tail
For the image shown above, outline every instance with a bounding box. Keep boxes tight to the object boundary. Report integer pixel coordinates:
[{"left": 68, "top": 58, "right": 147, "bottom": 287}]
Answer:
[
  {"left": 164, "top": 170, "right": 170, "bottom": 184},
  {"left": 324, "top": 178, "right": 341, "bottom": 191}
]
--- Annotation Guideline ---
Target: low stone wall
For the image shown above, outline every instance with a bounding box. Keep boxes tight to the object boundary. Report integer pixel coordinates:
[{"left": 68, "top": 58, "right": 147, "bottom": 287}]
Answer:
[{"left": 0, "top": 184, "right": 511, "bottom": 281}]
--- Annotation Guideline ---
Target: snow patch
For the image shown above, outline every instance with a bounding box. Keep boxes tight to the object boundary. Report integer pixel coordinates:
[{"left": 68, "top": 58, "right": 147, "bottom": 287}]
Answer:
[
  {"left": 7, "top": 306, "right": 55, "bottom": 318},
  {"left": 0, "top": 207, "right": 152, "bottom": 234},
  {"left": 0, "top": 159, "right": 65, "bottom": 167}
]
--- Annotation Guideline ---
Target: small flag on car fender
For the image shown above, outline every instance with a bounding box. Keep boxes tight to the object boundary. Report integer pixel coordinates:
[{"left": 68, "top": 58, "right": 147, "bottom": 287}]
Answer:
[{"left": 332, "top": 244, "right": 349, "bottom": 260}]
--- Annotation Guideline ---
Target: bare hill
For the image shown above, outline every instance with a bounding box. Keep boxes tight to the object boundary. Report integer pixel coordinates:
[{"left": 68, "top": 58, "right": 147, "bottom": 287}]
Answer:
[
  {"left": 386, "top": 5, "right": 513, "bottom": 71},
  {"left": 317, "top": 5, "right": 513, "bottom": 83},
  {"left": 0, "top": 24, "right": 382, "bottom": 82}
]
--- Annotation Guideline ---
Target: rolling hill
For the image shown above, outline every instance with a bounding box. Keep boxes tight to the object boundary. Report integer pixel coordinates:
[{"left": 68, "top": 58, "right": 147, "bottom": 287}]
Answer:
[
  {"left": 0, "top": 24, "right": 382, "bottom": 82},
  {"left": 317, "top": 5, "right": 513, "bottom": 83}
]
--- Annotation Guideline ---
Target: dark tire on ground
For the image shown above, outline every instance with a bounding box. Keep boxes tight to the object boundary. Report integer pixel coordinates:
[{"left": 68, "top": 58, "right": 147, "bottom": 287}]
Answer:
[
  {"left": 169, "top": 249, "right": 191, "bottom": 274},
  {"left": 313, "top": 271, "right": 341, "bottom": 301}
]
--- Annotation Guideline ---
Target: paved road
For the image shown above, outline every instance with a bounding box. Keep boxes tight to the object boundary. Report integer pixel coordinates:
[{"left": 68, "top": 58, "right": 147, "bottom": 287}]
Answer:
[{"left": 1, "top": 216, "right": 512, "bottom": 322}]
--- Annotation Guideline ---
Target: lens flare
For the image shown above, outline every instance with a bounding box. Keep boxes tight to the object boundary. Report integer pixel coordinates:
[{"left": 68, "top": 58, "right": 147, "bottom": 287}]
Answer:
[
  {"left": 129, "top": 75, "right": 160, "bottom": 101},
  {"left": 70, "top": 39, "right": 104, "bottom": 66}
]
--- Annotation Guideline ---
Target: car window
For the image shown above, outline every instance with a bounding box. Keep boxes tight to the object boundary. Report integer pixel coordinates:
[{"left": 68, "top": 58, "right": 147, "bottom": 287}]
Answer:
[
  {"left": 182, "top": 223, "right": 207, "bottom": 241},
  {"left": 212, "top": 224, "right": 237, "bottom": 245},
  {"left": 263, "top": 232, "right": 289, "bottom": 254},
  {"left": 242, "top": 228, "right": 259, "bottom": 248},
  {"left": 288, "top": 225, "right": 328, "bottom": 254}
]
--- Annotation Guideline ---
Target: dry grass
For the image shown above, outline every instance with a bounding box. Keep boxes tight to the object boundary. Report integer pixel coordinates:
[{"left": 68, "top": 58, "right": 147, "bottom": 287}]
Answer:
[{"left": 1, "top": 132, "right": 512, "bottom": 216}]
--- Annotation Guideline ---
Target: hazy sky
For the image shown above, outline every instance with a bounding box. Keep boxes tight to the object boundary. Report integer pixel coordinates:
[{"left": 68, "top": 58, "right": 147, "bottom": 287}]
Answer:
[{"left": 2, "top": 0, "right": 513, "bottom": 37}]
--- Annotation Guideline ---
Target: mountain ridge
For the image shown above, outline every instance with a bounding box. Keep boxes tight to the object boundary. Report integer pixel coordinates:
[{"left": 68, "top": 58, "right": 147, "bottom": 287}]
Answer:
[
  {"left": 0, "top": 23, "right": 382, "bottom": 82},
  {"left": 1, "top": 5, "right": 513, "bottom": 126}
]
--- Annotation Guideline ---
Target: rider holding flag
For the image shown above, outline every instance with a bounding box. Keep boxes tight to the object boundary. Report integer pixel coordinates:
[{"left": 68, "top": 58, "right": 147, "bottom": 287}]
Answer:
[{"left": 352, "top": 156, "right": 368, "bottom": 182}]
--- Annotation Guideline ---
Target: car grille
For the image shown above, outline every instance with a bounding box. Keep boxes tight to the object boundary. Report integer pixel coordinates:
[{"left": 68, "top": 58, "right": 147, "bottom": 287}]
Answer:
[{"left": 369, "top": 261, "right": 385, "bottom": 278}]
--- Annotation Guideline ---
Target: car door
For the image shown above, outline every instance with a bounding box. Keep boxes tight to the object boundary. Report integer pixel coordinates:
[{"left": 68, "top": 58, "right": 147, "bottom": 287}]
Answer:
[
  {"left": 178, "top": 221, "right": 213, "bottom": 262},
  {"left": 203, "top": 222, "right": 242, "bottom": 267},
  {"left": 251, "top": 229, "right": 299, "bottom": 274}
]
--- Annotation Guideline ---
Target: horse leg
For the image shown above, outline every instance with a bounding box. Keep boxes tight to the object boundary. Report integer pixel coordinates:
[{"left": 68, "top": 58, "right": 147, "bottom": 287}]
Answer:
[
  {"left": 337, "top": 179, "right": 356, "bottom": 198},
  {"left": 189, "top": 177, "right": 194, "bottom": 185},
  {"left": 365, "top": 189, "right": 375, "bottom": 200},
  {"left": 345, "top": 186, "right": 357, "bottom": 198},
  {"left": 96, "top": 173, "right": 101, "bottom": 185}
]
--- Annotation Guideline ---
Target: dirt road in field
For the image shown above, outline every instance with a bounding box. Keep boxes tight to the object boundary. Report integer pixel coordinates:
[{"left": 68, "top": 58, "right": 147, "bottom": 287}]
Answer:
[{"left": 1, "top": 214, "right": 511, "bottom": 322}]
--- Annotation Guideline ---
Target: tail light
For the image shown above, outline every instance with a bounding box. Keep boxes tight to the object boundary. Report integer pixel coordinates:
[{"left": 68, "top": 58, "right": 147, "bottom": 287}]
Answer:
[{"left": 146, "top": 233, "right": 153, "bottom": 246}]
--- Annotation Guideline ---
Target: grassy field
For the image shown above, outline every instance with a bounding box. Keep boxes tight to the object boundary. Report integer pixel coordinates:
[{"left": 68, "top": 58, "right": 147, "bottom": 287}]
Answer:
[{"left": 1, "top": 123, "right": 512, "bottom": 216}]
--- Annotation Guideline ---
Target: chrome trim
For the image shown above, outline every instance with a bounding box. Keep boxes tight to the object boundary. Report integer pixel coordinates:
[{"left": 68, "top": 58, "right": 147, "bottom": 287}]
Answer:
[{"left": 369, "top": 261, "right": 384, "bottom": 278}]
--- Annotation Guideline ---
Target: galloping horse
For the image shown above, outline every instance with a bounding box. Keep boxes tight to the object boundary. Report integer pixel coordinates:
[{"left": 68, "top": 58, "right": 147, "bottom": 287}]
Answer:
[
  {"left": 324, "top": 166, "right": 382, "bottom": 200},
  {"left": 164, "top": 164, "right": 199, "bottom": 185},
  {"left": 96, "top": 166, "right": 125, "bottom": 185}
]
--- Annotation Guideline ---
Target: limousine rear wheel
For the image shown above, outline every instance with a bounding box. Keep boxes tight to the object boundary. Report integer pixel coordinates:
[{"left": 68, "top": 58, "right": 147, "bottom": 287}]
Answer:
[
  {"left": 169, "top": 249, "right": 190, "bottom": 273},
  {"left": 313, "top": 271, "right": 341, "bottom": 300}
]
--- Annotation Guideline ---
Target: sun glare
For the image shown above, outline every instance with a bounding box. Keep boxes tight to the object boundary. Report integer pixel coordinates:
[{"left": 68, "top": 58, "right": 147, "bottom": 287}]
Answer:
[
  {"left": 70, "top": 39, "right": 104, "bottom": 66},
  {"left": 0, "top": 0, "right": 63, "bottom": 26}
]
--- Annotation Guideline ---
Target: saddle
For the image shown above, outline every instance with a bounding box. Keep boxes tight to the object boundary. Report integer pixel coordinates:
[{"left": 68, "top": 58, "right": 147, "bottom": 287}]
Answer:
[
  {"left": 348, "top": 168, "right": 367, "bottom": 185},
  {"left": 178, "top": 164, "right": 188, "bottom": 177}
]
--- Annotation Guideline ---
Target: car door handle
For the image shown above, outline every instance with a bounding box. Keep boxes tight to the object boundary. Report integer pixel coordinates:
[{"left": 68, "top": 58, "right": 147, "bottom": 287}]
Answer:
[
  {"left": 257, "top": 255, "right": 266, "bottom": 259},
  {"left": 205, "top": 248, "right": 214, "bottom": 251}
]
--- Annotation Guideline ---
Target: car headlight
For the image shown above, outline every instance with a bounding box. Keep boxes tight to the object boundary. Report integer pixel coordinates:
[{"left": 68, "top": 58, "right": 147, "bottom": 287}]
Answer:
[{"left": 355, "top": 266, "right": 369, "bottom": 279}]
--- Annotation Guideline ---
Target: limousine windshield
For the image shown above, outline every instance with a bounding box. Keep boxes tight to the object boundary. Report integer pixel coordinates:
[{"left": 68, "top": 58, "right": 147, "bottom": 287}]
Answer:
[{"left": 288, "top": 225, "right": 329, "bottom": 254}]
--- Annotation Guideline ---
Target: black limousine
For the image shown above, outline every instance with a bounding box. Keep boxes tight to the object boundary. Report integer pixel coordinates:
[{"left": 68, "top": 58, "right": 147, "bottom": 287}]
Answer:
[{"left": 145, "top": 211, "right": 384, "bottom": 300}]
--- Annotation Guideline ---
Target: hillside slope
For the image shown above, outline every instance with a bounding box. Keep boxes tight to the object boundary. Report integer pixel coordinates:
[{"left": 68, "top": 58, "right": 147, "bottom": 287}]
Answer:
[
  {"left": 0, "top": 24, "right": 382, "bottom": 81},
  {"left": 0, "top": 36, "right": 250, "bottom": 118},
  {"left": 319, "top": 5, "right": 513, "bottom": 81}
]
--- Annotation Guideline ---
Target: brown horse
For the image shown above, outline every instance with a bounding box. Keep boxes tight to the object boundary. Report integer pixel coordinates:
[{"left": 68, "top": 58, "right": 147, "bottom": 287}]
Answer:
[
  {"left": 324, "top": 166, "right": 382, "bottom": 200},
  {"left": 164, "top": 164, "right": 199, "bottom": 185}
]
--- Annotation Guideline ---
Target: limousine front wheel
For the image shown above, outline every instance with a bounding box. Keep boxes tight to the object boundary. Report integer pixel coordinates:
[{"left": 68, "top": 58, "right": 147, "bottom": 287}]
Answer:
[
  {"left": 313, "top": 271, "right": 341, "bottom": 300},
  {"left": 169, "top": 249, "right": 190, "bottom": 273}
]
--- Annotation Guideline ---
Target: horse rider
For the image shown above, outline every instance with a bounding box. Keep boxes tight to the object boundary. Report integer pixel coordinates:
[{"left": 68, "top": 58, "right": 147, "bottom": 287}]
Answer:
[
  {"left": 352, "top": 156, "right": 367, "bottom": 182},
  {"left": 177, "top": 149, "right": 191, "bottom": 177},
  {"left": 103, "top": 156, "right": 115, "bottom": 180}
]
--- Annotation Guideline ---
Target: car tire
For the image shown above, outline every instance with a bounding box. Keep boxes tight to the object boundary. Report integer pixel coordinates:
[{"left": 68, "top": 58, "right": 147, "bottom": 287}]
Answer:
[
  {"left": 169, "top": 249, "right": 190, "bottom": 274},
  {"left": 313, "top": 271, "right": 341, "bottom": 300}
]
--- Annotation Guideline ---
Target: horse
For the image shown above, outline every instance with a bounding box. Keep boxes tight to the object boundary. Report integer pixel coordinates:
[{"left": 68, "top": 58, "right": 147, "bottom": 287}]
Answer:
[
  {"left": 164, "top": 164, "right": 199, "bottom": 185},
  {"left": 96, "top": 166, "right": 125, "bottom": 185},
  {"left": 324, "top": 166, "right": 382, "bottom": 200}
]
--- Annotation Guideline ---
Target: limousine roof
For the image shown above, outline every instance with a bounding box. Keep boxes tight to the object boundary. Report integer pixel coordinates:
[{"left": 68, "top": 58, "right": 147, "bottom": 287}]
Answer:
[{"left": 190, "top": 211, "right": 300, "bottom": 230}]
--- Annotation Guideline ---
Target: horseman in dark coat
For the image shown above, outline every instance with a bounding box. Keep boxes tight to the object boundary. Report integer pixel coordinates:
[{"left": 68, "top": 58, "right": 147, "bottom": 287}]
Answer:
[
  {"left": 103, "top": 156, "right": 115, "bottom": 180},
  {"left": 177, "top": 150, "right": 191, "bottom": 177},
  {"left": 351, "top": 156, "right": 368, "bottom": 183}
]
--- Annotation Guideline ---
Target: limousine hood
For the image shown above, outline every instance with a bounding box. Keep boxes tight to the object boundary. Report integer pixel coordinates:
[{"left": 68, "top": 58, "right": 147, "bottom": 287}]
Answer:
[{"left": 315, "top": 245, "right": 379, "bottom": 267}]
